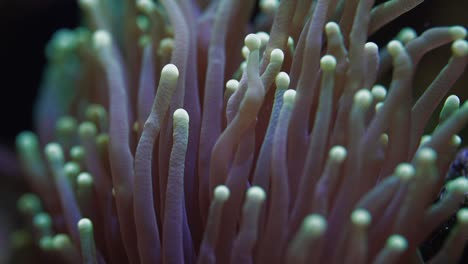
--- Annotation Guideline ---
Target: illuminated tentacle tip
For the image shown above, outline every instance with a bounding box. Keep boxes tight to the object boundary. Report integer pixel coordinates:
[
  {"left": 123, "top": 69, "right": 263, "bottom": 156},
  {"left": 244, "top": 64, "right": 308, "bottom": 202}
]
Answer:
[
  {"left": 16, "top": 131, "right": 39, "bottom": 150},
  {"left": 418, "top": 136, "right": 431, "bottom": 149},
  {"left": 158, "top": 38, "right": 174, "bottom": 55},
  {"left": 396, "top": 28, "right": 417, "bottom": 44},
  {"left": 92, "top": 30, "right": 112, "bottom": 50},
  {"left": 17, "top": 193, "right": 42, "bottom": 214},
  {"left": 52, "top": 234, "right": 72, "bottom": 250},
  {"left": 371, "top": 85, "right": 387, "bottom": 102},
  {"left": 329, "top": 145, "right": 347, "bottom": 163},
  {"left": 85, "top": 104, "right": 106, "bottom": 120},
  {"left": 450, "top": 135, "right": 462, "bottom": 147},
  {"left": 79, "top": 122, "right": 97, "bottom": 138},
  {"left": 64, "top": 162, "right": 81, "bottom": 177},
  {"left": 246, "top": 186, "right": 267, "bottom": 203},
  {"left": 375, "top": 102, "right": 384, "bottom": 113},
  {"left": 78, "top": 218, "right": 93, "bottom": 232},
  {"left": 301, "top": 214, "right": 327, "bottom": 237},
  {"left": 214, "top": 185, "right": 230, "bottom": 202},
  {"left": 45, "top": 143, "right": 64, "bottom": 162},
  {"left": 449, "top": 26, "right": 467, "bottom": 40},
  {"left": 173, "top": 108, "right": 190, "bottom": 127},
  {"left": 387, "top": 40, "right": 404, "bottom": 57},
  {"left": 78, "top": 0, "right": 97, "bottom": 9},
  {"left": 137, "top": 0, "right": 156, "bottom": 13},
  {"left": 288, "top": 36, "right": 294, "bottom": 47},
  {"left": 96, "top": 134, "right": 109, "bottom": 149},
  {"left": 270, "top": 49, "right": 284, "bottom": 64},
  {"left": 380, "top": 133, "right": 389, "bottom": 147},
  {"left": 283, "top": 89, "right": 297, "bottom": 105},
  {"left": 451, "top": 39, "right": 468, "bottom": 57},
  {"left": 77, "top": 218, "right": 98, "bottom": 262},
  {"left": 441, "top": 95, "right": 460, "bottom": 118},
  {"left": 351, "top": 209, "right": 372, "bottom": 227},
  {"left": 256, "top": 32, "right": 270, "bottom": 48},
  {"left": 77, "top": 172, "right": 94, "bottom": 187},
  {"left": 446, "top": 177, "right": 468, "bottom": 195},
  {"left": 56, "top": 116, "right": 77, "bottom": 135},
  {"left": 325, "top": 22, "right": 340, "bottom": 35},
  {"left": 70, "top": 146, "right": 85, "bottom": 161},
  {"left": 39, "top": 236, "right": 54, "bottom": 251},
  {"left": 364, "top": 42, "right": 379, "bottom": 54},
  {"left": 385, "top": 234, "right": 408, "bottom": 252},
  {"left": 161, "top": 63, "right": 179, "bottom": 81},
  {"left": 415, "top": 147, "right": 437, "bottom": 165},
  {"left": 275, "top": 72, "right": 290, "bottom": 88},
  {"left": 260, "top": 0, "right": 279, "bottom": 14},
  {"left": 33, "top": 213, "right": 52, "bottom": 230},
  {"left": 320, "top": 55, "right": 337, "bottom": 72},
  {"left": 137, "top": 18, "right": 150, "bottom": 35},
  {"left": 353, "top": 89, "right": 373, "bottom": 109},
  {"left": 244, "top": 34, "right": 261, "bottom": 52},
  {"left": 394, "top": 163, "right": 415, "bottom": 181},
  {"left": 226, "top": 79, "right": 239, "bottom": 92},
  {"left": 456, "top": 208, "right": 468, "bottom": 224}
]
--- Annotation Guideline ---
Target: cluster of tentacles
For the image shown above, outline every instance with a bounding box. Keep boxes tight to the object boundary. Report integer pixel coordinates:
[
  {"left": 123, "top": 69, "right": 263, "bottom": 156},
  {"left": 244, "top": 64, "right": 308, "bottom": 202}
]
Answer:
[{"left": 12, "top": 0, "right": 468, "bottom": 263}]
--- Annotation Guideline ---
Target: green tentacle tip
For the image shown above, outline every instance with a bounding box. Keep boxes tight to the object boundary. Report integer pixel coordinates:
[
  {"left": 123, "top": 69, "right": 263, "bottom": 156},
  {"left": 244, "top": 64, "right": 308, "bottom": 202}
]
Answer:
[
  {"left": 39, "top": 236, "right": 54, "bottom": 251},
  {"left": 17, "top": 193, "right": 42, "bottom": 215},
  {"left": 52, "top": 234, "right": 73, "bottom": 250},
  {"left": 33, "top": 212, "right": 52, "bottom": 230},
  {"left": 77, "top": 172, "right": 94, "bottom": 187},
  {"left": 78, "top": 218, "right": 94, "bottom": 233}
]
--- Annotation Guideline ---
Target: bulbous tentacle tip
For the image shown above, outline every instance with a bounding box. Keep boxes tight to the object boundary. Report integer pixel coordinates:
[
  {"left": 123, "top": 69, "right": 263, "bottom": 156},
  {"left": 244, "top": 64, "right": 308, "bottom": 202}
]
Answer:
[
  {"left": 351, "top": 209, "right": 372, "bottom": 227},
  {"left": 449, "top": 26, "right": 467, "bottom": 40},
  {"left": 320, "top": 55, "right": 337, "bottom": 72},
  {"left": 247, "top": 186, "right": 267, "bottom": 203},
  {"left": 92, "top": 30, "right": 112, "bottom": 50},
  {"left": 386, "top": 234, "right": 408, "bottom": 252},
  {"left": 395, "top": 163, "right": 415, "bottom": 181},
  {"left": 214, "top": 185, "right": 230, "bottom": 202},
  {"left": 161, "top": 64, "right": 179, "bottom": 81},
  {"left": 302, "top": 214, "right": 327, "bottom": 237},
  {"left": 275, "top": 72, "right": 290, "bottom": 88},
  {"left": 245, "top": 34, "right": 261, "bottom": 52},
  {"left": 451, "top": 39, "right": 468, "bottom": 57},
  {"left": 270, "top": 48, "right": 284, "bottom": 64},
  {"left": 329, "top": 145, "right": 347, "bottom": 162}
]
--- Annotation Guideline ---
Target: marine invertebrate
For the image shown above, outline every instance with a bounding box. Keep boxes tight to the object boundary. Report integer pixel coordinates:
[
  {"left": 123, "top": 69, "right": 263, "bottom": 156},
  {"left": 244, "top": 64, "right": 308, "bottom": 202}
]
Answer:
[{"left": 11, "top": 0, "right": 468, "bottom": 263}]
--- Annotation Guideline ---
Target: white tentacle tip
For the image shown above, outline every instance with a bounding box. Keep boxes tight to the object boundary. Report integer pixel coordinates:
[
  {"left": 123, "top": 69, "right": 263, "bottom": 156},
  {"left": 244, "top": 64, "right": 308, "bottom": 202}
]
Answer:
[
  {"left": 329, "top": 145, "right": 347, "bottom": 163},
  {"left": 173, "top": 108, "right": 189, "bottom": 123},
  {"left": 247, "top": 186, "right": 266, "bottom": 202},
  {"left": 161, "top": 64, "right": 179, "bottom": 81},
  {"left": 78, "top": 218, "right": 93, "bottom": 231},
  {"left": 93, "top": 30, "right": 112, "bottom": 50},
  {"left": 214, "top": 185, "right": 230, "bottom": 201},
  {"left": 395, "top": 163, "right": 415, "bottom": 181},
  {"left": 351, "top": 209, "right": 371, "bottom": 227},
  {"left": 452, "top": 39, "right": 468, "bottom": 57},
  {"left": 387, "top": 40, "right": 404, "bottom": 57},
  {"left": 275, "top": 72, "right": 290, "bottom": 88},
  {"left": 386, "top": 234, "right": 408, "bottom": 252},
  {"left": 302, "top": 214, "right": 327, "bottom": 237},
  {"left": 270, "top": 49, "right": 284, "bottom": 64},
  {"left": 245, "top": 34, "right": 261, "bottom": 52},
  {"left": 283, "top": 89, "right": 297, "bottom": 105},
  {"left": 320, "top": 55, "right": 337, "bottom": 71}
]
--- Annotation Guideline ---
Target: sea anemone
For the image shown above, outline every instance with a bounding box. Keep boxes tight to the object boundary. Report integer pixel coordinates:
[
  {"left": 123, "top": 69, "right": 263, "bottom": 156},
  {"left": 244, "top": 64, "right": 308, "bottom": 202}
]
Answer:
[{"left": 10, "top": 0, "right": 468, "bottom": 263}]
